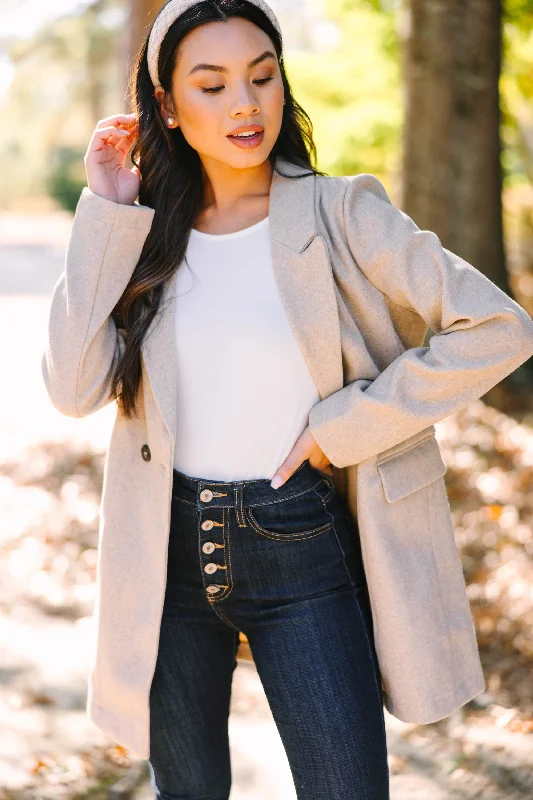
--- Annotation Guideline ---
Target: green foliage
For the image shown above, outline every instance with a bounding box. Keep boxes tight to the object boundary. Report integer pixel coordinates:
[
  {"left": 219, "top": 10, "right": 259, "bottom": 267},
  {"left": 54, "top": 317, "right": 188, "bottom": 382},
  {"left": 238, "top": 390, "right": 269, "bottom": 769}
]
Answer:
[
  {"left": 296, "top": 0, "right": 533, "bottom": 188},
  {"left": 0, "top": 0, "right": 125, "bottom": 209},
  {"left": 288, "top": 0, "right": 402, "bottom": 180},
  {"left": 501, "top": 1, "right": 533, "bottom": 184},
  {"left": 503, "top": 0, "right": 533, "bottom": 28},
  {"left": 46, "top": 146, "right": 87, "bottom": 213}
]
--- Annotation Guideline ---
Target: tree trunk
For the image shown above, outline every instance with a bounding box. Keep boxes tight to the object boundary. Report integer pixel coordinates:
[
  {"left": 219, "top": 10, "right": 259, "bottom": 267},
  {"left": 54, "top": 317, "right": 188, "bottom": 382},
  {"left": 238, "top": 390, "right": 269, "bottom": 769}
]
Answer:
[
  {"left": 122, "top": 0, "right": 166, "bottom": 105},
  {"left": 402, "top": 0, "right": 507, "bottom": 293}
]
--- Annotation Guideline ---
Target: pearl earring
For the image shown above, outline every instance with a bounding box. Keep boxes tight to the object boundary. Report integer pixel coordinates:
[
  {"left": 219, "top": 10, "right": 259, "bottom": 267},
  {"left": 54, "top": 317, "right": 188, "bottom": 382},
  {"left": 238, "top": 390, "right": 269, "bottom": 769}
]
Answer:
[{"left": 167, "top": 117, "right": 175, "bottom": 126}]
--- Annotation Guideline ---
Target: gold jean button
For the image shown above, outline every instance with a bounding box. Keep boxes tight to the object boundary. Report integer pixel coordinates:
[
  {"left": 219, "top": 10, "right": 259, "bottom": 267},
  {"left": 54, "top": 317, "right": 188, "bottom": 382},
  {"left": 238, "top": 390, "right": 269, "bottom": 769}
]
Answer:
[
  {"left": 201, "top": 520, "right": 214, "bottom": 531},
  {"left": 202, "top": 542, "right": 215, "bottom": 554},
  {"left": 200, "top": 489, "right": 213, "bottom": 502},
  {"left": 206, "top": 585, "right": 220, "bottom": 594},
  {"left": 204, "top": 563, "right": 218, "bottom": 574}
]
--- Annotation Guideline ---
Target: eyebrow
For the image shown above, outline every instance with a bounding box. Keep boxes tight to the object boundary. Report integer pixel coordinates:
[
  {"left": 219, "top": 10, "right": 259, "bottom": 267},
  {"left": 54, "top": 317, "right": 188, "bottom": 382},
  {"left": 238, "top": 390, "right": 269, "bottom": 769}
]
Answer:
[{"left": 187, "top": 50, "right": 276, "bottom": 76}]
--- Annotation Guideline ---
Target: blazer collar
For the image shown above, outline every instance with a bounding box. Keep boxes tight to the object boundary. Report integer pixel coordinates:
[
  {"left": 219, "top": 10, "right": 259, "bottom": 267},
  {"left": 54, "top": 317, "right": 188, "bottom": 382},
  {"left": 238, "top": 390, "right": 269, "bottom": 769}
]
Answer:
[
  {"left": 269, "top": 156, "right": 317, "bottom": 252},
  {"left": 141, "top": 156, "right": 344, "bottom": 444}
]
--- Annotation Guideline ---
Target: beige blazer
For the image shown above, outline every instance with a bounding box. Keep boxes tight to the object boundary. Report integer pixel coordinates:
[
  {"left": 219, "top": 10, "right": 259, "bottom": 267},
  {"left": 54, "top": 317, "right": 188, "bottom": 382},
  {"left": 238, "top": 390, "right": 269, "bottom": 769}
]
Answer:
[{"left": 42, "top": 157, "right": 533, "bottom": 759}]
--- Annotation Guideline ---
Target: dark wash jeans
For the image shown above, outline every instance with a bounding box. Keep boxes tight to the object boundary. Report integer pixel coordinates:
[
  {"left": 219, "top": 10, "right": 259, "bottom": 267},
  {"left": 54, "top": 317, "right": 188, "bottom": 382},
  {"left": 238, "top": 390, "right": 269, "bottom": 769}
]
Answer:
[{"left": 148, "top": 459, "right": 390, "bottom": 800}]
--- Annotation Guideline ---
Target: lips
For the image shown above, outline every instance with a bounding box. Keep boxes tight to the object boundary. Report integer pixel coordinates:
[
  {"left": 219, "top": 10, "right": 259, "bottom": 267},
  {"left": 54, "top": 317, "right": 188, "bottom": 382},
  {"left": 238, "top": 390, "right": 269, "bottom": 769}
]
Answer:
[
  {"left": 227, "top": 125, "right": 264, "bottom": 137},
  {"left": 226, "top": 129, "right": 265, "bottom": 149},
  {"left": 228, "top": 133, "right": 261, "bottom": 140}
]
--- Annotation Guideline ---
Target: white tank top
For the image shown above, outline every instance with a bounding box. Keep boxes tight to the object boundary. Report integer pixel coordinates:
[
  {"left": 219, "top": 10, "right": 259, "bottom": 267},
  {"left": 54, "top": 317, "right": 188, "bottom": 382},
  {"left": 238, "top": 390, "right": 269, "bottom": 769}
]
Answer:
[{"left": 172, "top": 214, "right": 321, "bottom": 481}]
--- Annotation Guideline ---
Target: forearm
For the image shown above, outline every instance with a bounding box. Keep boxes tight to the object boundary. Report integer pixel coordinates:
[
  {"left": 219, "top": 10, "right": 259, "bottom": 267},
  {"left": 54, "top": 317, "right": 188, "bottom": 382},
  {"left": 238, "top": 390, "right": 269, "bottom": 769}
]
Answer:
[
  {"left": 308, "top": 174, "right": 533, "bottom": 467},
  {"left": 42, "top": 188, "right": 155, "bottom": 417}
]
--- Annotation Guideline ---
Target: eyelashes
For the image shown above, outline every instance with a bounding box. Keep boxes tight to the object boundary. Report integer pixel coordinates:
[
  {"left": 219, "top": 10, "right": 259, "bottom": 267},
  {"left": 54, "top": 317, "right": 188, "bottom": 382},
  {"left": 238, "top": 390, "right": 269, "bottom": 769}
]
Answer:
[{"left": 201, "top": 76, "right": 274, "bottom": 94}]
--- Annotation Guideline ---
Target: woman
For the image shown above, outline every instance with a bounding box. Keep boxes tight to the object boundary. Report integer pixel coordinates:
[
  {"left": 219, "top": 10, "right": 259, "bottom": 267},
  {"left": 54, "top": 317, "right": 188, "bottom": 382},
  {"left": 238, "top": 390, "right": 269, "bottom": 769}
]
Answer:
[{"left": 42, "top": 1, "right": 533, "bottom": 798}]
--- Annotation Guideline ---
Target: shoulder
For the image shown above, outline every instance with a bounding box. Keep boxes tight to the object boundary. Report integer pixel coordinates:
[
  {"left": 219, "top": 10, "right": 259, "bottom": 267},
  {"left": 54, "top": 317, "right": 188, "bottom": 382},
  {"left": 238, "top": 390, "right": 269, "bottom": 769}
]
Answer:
[
  {"left": 314, "top": 172, "right": 401, "bottom": 238},
  {"left": 316, "top": 172, "right": 393, "bottom": 208}
]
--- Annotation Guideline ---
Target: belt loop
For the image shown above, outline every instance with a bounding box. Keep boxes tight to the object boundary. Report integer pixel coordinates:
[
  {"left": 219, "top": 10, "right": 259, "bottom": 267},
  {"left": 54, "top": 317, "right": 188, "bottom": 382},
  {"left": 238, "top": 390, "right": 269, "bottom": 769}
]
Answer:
[{"left": 235, "top": 484, "right": 247, "bottom": 527}]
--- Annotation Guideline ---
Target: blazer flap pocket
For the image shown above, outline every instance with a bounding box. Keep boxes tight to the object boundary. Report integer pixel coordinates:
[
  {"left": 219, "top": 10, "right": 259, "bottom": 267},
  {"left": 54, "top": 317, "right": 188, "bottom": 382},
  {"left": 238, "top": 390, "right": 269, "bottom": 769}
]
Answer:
[{"left": 377, "top": 434, "right": 447, "bottom": 503}]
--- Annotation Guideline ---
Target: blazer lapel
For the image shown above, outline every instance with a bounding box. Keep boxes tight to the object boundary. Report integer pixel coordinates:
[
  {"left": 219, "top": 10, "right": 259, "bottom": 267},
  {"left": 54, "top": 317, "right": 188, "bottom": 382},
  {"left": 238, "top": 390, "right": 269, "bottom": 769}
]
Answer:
[
  {"left": 141, "top": 157, "right": 344, "bottom": 444},
  {"left": 268, "top": 159, "right": 344, "bottom": 400}
]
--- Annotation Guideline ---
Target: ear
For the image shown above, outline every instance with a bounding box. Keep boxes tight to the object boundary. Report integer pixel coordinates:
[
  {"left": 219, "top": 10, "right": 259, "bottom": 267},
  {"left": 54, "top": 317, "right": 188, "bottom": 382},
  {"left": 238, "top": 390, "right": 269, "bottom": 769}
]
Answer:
[{"left": 154, "top": 87, "right": 175, "bottom": 123}]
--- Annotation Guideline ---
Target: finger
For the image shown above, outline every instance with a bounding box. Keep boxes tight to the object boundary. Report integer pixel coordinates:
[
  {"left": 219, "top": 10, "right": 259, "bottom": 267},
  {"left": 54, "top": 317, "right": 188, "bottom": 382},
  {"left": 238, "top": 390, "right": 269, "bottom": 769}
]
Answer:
[
  {"left": 270, "top": 452, "right": 305, "bottom": 489},
  {"left": 91, "top": 126, "right": 132, "bottom": 151},
  {"left": 114, "top": 126, "right": 138, "bottom": 155},
  {"left": 117, "top": 119, "right": 139, "bottom": 133},
  {"left": 95, "top": 113, "right": 137, "bottom": 131},
  {"left": 94, "top": 125, "right": 132, "bottom": 140}
]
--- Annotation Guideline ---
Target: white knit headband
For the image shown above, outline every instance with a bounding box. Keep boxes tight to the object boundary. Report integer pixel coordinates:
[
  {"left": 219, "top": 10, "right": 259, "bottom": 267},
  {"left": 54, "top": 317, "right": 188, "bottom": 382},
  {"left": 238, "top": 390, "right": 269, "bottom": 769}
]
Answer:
[{"left": 147, "top": 0, "right": 283, "bottom": 88}]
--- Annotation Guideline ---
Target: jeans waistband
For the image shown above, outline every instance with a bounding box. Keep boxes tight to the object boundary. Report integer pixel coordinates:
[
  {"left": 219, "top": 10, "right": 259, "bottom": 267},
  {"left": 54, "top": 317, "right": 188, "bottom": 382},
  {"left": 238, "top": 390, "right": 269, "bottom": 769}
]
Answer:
[{"left": 171, "top": 459, "right": 334, "bottom": 508}]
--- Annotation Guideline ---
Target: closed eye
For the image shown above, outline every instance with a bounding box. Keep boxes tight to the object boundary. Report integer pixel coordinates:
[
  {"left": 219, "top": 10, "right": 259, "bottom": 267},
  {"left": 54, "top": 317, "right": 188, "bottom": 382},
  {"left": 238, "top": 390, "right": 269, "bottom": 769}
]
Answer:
[{"left": 202, "top": 76, "right": 274, "bottom": 94}]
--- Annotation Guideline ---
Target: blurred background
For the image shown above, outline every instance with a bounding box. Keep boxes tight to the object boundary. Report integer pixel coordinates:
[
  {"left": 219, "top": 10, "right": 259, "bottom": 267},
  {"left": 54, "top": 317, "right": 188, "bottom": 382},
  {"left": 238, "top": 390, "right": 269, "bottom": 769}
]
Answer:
[{"left": 1, "top": 0, "right": 533, "bottom": 797}]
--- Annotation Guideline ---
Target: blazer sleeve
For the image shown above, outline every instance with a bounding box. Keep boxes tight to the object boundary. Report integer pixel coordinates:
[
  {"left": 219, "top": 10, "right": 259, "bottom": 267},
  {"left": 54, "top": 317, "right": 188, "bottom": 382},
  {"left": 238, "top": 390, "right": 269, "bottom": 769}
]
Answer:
[
  {"left": 308, "top": 173, "right": 533, "bottom": 468},
  {"left": 41, "top": 187, "right": 155, "bottom": 417}
]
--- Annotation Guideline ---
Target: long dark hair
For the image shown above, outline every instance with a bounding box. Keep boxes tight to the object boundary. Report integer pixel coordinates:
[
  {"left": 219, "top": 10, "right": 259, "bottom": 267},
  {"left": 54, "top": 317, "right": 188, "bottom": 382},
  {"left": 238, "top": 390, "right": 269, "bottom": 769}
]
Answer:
[{"left": 111, "top": 0, "right": 327, "bottom": 419}]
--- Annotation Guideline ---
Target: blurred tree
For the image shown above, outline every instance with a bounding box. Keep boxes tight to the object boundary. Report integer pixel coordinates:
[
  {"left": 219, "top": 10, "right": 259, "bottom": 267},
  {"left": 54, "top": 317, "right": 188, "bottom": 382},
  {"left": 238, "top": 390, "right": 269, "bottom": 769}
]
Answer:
[
  {"left": 401, "top": 0, "right": 507, "bottom": 294},
  {"left": 2, "top": 0, "right": 127, "bottom": 209},
  {"left": 295, "top": 0, "right": 402, "bottom": 180},
  {"left": 46, "top": 145, "right": 87, "bottom": 212},
  {"left": 126, "top": 0, "right": 166, "bottom": 95},
  {"left": 501, "top": 0, "right": 533, "bottom": 184}
]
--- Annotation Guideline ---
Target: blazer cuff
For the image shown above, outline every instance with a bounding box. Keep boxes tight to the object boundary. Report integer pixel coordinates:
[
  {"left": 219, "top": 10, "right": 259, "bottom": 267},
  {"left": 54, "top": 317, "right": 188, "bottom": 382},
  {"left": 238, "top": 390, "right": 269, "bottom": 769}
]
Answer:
[
  {"left": 79, "top": 186, "right": 155, "bottom": 232},
  {"left": 307, "top": 381, "right": 375, "bottom": 468}
]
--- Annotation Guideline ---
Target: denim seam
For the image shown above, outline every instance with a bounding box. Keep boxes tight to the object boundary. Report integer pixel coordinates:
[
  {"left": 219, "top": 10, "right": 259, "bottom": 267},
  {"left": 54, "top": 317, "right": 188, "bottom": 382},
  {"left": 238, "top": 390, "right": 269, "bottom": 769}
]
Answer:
[
  {"left": 197, "top": 503, "right": 215, "bottom": 606},
  {"left": 314, "top": 488, "right": 357, "bottom": 588},
  {"left": 207, "top": 511, "right": 239, "bottom": 630},
  {"left": 222, "top": 505, "right": 235, "bottom": 601},
  {"left": 172, "top": 471, "right": 325, "bottom": 509},
  {"left": 208, "top": 506, "right": 234, "bottom": 605},
  {"left": 319, "top": 473, "right": 336, "bottom": 495},
  {"left": 209, "top": 602, "right": 240, "bottom": 631},
  {"left": 235, "top": 485, "right": 246, "bottom": 527},
  {"left": 313, "top": 489, "right": 367, "bottom": 594},
  {"left": 244, "top": 506, "right": 332, "bottom": 541},
  {"left": 352, "top": 592, "right": 390, "bottom": 767},
  {"left": 171, "top": 493, "right": 196, "bottom": 507},
  {"left": 320, "top": 484, "right": 334, "bottom": 504},
  {"left": 247, "top": 479, "right": 325, "bottom": 508},
  {"left": 316, "top": 489, "right": 389, "bottom": 761}
]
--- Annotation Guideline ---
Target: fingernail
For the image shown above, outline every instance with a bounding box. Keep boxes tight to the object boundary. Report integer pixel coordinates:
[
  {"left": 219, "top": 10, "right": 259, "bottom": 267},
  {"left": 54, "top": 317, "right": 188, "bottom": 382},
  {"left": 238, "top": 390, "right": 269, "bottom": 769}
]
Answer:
[{"left": 270, "top": 474, "right": 283, "bottom": 489}]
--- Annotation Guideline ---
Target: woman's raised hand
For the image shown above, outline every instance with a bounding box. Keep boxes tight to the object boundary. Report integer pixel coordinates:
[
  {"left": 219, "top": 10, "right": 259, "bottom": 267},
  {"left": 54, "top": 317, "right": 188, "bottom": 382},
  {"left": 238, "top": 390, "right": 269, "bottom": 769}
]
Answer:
[{"left": 84, "top": 113, "right": 142, "bottom": 206}]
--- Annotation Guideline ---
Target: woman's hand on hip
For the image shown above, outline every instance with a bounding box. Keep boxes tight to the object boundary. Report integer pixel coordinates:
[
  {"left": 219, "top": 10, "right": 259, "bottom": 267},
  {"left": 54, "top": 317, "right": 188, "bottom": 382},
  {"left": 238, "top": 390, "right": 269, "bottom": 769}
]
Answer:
[{"left": 270, "top": 426, "right": 333, "bottom": 489}]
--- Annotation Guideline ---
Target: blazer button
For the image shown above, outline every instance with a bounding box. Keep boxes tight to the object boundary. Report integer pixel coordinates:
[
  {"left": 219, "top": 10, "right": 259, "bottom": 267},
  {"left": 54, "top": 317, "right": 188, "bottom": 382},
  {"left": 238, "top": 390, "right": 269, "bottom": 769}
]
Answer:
[{"left": 141, "top": 444, "right": 151, "bottom": 462}]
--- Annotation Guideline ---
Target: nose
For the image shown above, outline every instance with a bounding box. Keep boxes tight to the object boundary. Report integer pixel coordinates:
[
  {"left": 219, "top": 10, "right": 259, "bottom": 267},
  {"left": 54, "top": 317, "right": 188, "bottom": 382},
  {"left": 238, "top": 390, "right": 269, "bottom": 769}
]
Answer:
[{"left": 230, "top": 87, "right": 259, "bottom": 116}]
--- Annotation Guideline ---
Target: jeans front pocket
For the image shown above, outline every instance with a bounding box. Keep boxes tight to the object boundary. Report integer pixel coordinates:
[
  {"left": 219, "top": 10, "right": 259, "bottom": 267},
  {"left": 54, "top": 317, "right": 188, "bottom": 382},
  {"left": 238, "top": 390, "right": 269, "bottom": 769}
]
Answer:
[{"left": 245, "top": 483, "right": 333, "bottom": 541}]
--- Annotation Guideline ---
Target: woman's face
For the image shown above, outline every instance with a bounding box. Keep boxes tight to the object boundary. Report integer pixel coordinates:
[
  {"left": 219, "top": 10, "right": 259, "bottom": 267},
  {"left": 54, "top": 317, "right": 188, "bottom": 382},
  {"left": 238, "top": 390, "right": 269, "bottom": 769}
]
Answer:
[{"left": 156, "top": 16, "right": 284, "bottom": 168}]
